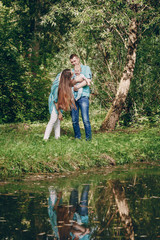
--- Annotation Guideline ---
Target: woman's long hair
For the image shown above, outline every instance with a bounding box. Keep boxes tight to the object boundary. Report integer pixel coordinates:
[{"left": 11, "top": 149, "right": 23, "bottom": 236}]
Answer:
[
  {"left": 58, "top": 69, "right": 76, "bottom": 111},
  {"left": 57, "top": 206, "right": 74, "bottom": 240}
]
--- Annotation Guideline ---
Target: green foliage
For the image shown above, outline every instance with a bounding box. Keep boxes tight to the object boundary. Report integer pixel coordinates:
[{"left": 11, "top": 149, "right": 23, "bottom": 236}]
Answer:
[
  {"left": 0, "top": 1, "right": 53, "bottom": 122},
  {"left": 41, "top": 0, "right": 160, "bottom": 123},
  {"left": 0, "top": 0, "right": 160, "bottom": 126},
  {"left": 120, "top": 25, "right": 160, "bottom": 125},
  {"left": 131, "top": 34, "right": 160, "bottom": 114}
]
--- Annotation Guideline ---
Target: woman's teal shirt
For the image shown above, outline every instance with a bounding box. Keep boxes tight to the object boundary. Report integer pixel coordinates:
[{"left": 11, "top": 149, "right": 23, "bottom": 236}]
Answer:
[{"left": 48, "top": 73, "right": 61, "bottom": 114}]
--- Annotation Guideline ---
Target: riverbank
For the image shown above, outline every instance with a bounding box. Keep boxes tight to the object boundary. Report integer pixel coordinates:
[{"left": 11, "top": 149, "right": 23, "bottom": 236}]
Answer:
[{"left": 0, "top": 113, "right": 159, "bottom": 179}]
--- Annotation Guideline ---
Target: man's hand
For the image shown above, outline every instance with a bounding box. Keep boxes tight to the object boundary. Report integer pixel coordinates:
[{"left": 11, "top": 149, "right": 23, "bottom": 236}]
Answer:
[{"left": 85, "top": 79, "right": 91, "bottom": 86}]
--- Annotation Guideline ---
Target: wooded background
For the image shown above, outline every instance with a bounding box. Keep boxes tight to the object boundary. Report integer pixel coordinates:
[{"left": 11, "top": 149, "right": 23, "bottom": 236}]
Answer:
[{"left": 0, "top": 0, "right": 159, "bottom": 129}]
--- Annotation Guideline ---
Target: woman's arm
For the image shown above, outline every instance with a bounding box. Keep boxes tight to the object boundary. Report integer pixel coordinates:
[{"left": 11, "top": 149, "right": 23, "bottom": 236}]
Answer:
[
  {"left": 71, "top": 222, "right": 90, "bottom": 238},
  {"left": 54, "top": 103, "right": 63, "bottom": 121},
  {"left": 58, "top": 110, "right": 63, "bottom": 121},
  {"left": 53, "top": 192, "right": 62, "bottom": 210}
]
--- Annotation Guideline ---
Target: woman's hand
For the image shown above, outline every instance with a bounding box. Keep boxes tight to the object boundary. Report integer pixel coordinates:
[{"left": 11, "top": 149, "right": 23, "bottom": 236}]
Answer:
[
  {"left": 58, "top": 112, "right": 63, "bottom": 121},
  {"left": 74, "top": 85, "right": 79, "bottom": 91}
]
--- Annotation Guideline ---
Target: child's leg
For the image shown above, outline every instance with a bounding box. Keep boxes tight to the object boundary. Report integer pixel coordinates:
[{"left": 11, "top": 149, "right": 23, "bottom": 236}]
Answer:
[
  {"left": 54, "top": 118, "right": 60, "bottom": 139},
  {"left": 43, "top": 107, "right": 58, "bottom": 140},
  {"left": 76, "top": 88, "right": 83, "bottom": 101}
]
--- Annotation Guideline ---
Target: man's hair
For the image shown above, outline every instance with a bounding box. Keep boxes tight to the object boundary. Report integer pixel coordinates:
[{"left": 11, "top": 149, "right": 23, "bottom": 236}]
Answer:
[{"left": 70, "top": 54, "right": 79, "bottom": 60}]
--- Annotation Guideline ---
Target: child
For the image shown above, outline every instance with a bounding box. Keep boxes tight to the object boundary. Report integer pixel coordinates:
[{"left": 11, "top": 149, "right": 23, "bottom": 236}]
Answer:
[{"left": 74, "top": 65, "right": 91, "bottom": 101}]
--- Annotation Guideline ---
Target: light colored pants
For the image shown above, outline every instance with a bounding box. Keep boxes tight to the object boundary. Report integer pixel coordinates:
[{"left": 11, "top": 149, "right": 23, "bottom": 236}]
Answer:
[{"left": 43, "top": 107, "right": 60, "bottom": 140}]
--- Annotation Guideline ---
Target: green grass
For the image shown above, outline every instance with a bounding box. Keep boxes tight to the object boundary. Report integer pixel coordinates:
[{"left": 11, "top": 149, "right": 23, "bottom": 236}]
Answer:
[{"left": 0, "top": 107, "right": 160, "bottom": 178}]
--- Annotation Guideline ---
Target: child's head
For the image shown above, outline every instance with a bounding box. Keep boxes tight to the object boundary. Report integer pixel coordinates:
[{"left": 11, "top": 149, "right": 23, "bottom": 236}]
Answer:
[{"left": 74, "top": 65, "right": 81, "bottom": 76}]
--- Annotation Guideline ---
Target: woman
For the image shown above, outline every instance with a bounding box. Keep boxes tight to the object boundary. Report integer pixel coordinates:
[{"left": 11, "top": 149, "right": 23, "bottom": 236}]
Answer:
[{"left": 43, "top": 69, "right": 75, "bottom": 140}]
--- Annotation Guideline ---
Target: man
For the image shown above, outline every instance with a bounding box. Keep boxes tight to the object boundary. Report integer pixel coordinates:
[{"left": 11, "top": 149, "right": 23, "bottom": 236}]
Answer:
[{"left": 70, "top": 54, "right": 92, "bottom": 140}]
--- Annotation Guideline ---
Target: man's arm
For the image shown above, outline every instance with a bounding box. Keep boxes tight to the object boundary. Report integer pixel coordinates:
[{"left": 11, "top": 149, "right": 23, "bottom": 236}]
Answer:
[
  {"left": 75, "top": 75, "right": 84, "bottom": 82},
  {"left": 70, "top": 75, "right": 84, "bottom": 86},
  {"left": 82, "top": 75, "right": 91, "bottom": 86},
  {"left": 74, "top": 80, "right": 87, "bottom": 91},
  {"left": 73, "top": 74, "right": 91, "bottom": 91},
  {"left": 74, "top": 75, "right": 91, "bottom": 85}
]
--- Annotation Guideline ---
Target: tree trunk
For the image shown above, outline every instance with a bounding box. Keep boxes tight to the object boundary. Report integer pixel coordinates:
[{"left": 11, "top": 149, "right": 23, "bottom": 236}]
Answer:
[{"left": 101, "top": 17, "right": 137, "bottom": 130}]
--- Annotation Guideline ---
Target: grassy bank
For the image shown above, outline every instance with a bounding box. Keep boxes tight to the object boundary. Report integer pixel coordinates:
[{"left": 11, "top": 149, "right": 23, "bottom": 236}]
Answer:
[{"left": 0, "top": 108, "right": 160, "bottom": 179}]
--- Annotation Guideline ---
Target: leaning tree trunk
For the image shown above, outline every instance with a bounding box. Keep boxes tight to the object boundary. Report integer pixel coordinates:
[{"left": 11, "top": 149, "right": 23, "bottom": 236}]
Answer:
[{"left": 101, "top": 17, "right": 137, "bottom": 130}]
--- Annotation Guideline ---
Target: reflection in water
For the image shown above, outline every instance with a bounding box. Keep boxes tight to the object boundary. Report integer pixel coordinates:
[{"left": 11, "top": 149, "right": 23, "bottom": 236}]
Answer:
[
  {"left": 48, "top": 185, "right": 90, "bottom": 240},
  {"left": 112, "top": 180, "right": 135, "bottom": 240},
  {"left": 0, "top": 168, "right": 159, "bottom": 239}
]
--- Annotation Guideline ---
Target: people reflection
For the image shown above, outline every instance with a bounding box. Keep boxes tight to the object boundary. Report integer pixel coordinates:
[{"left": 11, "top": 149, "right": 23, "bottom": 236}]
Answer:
[
  {"left": 70, "top": 185, "right": 90, "bottom": 240},
  {"left": 48, "top": 185, "right": 90, "bottom": 240}
]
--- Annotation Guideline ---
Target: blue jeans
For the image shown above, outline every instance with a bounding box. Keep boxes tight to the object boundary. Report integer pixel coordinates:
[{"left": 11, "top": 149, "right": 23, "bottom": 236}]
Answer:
[
  {"left": 71, "top": 97, "right": 92, "bottom": 140},
  {"left": 70, "top": 185, "right": 90, "bottom": 216}
]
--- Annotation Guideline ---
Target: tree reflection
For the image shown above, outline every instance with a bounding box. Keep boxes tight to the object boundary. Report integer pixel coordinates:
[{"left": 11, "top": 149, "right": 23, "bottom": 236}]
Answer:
[
  {"left": 90, "top": 179, "right": 135, "bottom": 239},
  {"left": 112, "top": 180, "right": 135, "bottom": 240}
]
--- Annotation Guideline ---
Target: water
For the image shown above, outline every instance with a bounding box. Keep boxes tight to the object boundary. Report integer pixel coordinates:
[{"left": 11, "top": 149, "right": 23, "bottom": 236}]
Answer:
[{"left": 0, "top": 167, "right": 160, "bottom": 240}]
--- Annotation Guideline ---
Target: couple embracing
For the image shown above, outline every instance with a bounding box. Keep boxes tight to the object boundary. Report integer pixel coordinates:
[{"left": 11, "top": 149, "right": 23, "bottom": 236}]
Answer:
[{"left": 43, "top": 54, "right": 92, "bottom": 141}]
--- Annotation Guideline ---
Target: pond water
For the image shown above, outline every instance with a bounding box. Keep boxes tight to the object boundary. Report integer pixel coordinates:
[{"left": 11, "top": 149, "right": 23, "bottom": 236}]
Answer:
[{"left": 0, "top": 166, "right": 160, "bottom": 240}]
